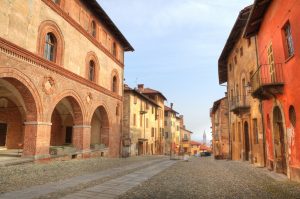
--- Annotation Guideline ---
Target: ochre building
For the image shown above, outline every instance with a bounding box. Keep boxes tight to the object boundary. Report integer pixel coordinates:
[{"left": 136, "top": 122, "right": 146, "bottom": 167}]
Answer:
[
  {"left": 122, "top": 85, "right": 160, "bottom": 156},
  {"left": 218, "top": 5, "right": 265, "bottom": 166},
  {"left": 0, "top": 0, "right": 133, "bottom": 159},
  {"left": 137, "top": 84, "right": 167, "bottom": 154},
  {"left": 211, "top": 97, "right": 229, "bottom": 159}
]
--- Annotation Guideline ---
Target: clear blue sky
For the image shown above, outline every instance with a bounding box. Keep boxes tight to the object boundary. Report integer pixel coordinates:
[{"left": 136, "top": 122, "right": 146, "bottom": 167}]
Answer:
[{"left": 99, "top": 0, "right": 253, "bottom": 142}]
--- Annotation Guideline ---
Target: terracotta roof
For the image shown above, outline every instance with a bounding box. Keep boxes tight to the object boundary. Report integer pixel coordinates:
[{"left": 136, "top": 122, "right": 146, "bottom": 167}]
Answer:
[
  {"left": 181, "top": 128, "right": 193, "bottom": 134},
  {"left": 124, "top": 85, "right": 160, "bottom": 107},
  {"left": 211, "top": 97, "right": 227, "bottom": 115},
  {"left": 164, "top": 105, "right": 179, "bottom": 114},
  {"left": 190, "top": 141, "right": 202, "bottom": 146},
  {"left": 218, "top": 5, "right": 252, "bottom": 84},
  {"left": 199, "top": 144, "right": 209, "bottom": 150},
  {"left": 244, "top": 0, "right": 272, "bottom": 38},
  {"left": 140, "top": 88, "right": 167, "bottom": 100},
  {"left": 82, "top": 0, "right": 134, "bottom": 51}
]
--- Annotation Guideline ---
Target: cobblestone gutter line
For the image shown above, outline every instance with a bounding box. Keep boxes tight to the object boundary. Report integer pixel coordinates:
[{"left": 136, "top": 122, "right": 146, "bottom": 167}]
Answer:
[{"left": 0, "top": 158, "right": 166, "bottom": 199}]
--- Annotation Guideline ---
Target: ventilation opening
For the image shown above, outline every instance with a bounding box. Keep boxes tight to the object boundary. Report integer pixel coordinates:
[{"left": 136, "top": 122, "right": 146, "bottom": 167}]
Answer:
[
  {"left": 101, "top": 152, "right": 104, "bottom": 157},
  {"left": 71, "top": 154, "right": 77, "bottom": 159}
]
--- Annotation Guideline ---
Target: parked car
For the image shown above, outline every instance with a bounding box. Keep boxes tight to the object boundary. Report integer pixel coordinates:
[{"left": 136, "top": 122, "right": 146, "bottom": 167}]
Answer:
[{"left": 200, "top": 152, "right": 211, "bottom": 157}]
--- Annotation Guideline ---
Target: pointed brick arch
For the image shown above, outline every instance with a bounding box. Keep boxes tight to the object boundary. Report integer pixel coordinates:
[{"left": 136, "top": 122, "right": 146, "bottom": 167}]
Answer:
[
  {"left": 48, "top": 90, "right": 85, "bottom": 125},
  {"left": 0, "top": 68, "right": 43, "bottom": 121}
]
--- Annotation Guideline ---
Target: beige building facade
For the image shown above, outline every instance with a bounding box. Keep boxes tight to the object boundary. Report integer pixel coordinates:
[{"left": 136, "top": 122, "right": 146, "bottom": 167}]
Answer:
[
  {"left": 218, "top": 6, "right": 265, "bottom": 166},
  {"left": 211, "top": 97, "right": 229, "bottom": 159},
  {"left": 137, "top": 84, "right": 167, "bottom": 154},
  {"left": 122, "top": 85, "right": 160, "bottom": 156},
  {"left": 0, "top": 0, "right": 133, "bottom": 159}
]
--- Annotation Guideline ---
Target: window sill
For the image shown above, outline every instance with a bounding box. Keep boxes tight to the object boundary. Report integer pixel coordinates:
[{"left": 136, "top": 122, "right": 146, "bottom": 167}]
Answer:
[{"left": 285, "top": 54, "right": 295, "bottom": 63}]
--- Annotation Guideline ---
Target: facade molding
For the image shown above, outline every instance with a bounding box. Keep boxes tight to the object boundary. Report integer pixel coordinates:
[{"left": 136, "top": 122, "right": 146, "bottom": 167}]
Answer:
[
  {"left": 41, "top": 0, "right": 125, "bottom": 68},
  {"left": 0, "top": 37, "right": 122, "bottom": 101}
]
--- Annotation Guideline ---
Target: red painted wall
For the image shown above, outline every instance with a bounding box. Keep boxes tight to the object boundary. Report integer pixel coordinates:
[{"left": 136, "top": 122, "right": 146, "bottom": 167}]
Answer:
[{"left": 257, "top": 0, "right": 300, "bottom": 169}]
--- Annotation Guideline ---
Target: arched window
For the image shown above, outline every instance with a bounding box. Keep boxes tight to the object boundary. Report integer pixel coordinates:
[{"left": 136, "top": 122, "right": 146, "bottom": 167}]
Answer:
[
  {"left": 89, "top": 60, "right": 95, "bottom": 81},
  {"left": 112, "top": 42, "right": 117, "bottom": 57},
  {"left": 112, "top": 76, "right": 117, "bottom": 93},
  {"left": 37, "top": 21, "right": 64, "bottom": 65},
  {"left": 91, "top": 21, "right": 96, "bottom": 38},
  {"left": 44, "top": 33, "right": 57, "bottom": 62},
  {"left": 52, "top": 0, "right": 60, "bottom": 4}
]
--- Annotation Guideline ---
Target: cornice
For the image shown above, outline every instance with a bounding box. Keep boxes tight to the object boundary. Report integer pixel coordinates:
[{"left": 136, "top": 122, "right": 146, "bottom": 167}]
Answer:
[
  {"left": 41, "top": 0, "right": 125, "bottom": 68},
  {"left": 0, "top": 37, "right": 122, "bottom": 101}
]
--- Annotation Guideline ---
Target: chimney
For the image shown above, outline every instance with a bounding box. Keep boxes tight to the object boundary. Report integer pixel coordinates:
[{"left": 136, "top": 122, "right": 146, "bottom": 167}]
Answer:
[
  {"left": 137, "top": 84, "right": 144, "bottom": 91},
  {"left": 170, "top": 103, "right": 173, "bottom": 109}
]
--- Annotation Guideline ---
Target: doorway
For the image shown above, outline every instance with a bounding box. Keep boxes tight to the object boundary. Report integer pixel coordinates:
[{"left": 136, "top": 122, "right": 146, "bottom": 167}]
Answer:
[
  {"left": 273, "top": 106, "right": 287, "bottom": 174},
  {"left": 0, "top": 123, "right": 7, "bottom": 147},
  {"left": 65, "top": 126, "right": 72, "bottom": 144},
  {"left": 244, "top": 121, "right": 250, "bottom": 161}
]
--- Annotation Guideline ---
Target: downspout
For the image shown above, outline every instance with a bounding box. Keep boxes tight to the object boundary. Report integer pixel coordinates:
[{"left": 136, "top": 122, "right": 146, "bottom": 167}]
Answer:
[{"left": 255, "top": 35, "right": 267, "bottom": 167}]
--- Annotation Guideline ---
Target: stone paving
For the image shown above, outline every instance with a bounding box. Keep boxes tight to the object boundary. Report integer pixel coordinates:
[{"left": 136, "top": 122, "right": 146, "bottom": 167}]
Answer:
[
  {"left": 119, "top": 156, "right": 300, "bottom": 199},
  {"left": 0, "top": 157, "right": 169, "bottom": 199},
  {"left": 2, "top": 156, "right": 300, "bottom": 199},
  {"left": 61, "top": 160, "right": 175, "bottom": 199}
]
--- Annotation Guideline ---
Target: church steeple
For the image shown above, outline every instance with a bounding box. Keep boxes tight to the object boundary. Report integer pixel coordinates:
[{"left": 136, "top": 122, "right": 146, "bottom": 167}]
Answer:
[{"left": 203, "top": 131, "right": 207, "bottom": 145}]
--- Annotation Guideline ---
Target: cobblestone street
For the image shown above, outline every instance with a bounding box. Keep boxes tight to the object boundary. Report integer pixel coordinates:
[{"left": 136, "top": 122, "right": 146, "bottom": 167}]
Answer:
[
  {"left": 1, "top": 156, "right": 300, "bottom": 199},
  {"left": 119, "top": 157, "right": 300, "bottom": 199}
]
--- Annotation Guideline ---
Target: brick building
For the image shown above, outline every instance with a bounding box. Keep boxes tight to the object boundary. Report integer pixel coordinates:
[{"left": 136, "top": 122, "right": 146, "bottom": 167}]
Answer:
[
  {"left": 218, "top": 5, "right": 265, "bottom": 166},
  {"left": 244, "top": 0, "right": 300, "bottom": 181},
  {"left": 122, "top": 85, "right": 160, "bottom": 156},
  {"left": 0, "top": 0, "right": 133, "bottom": 159},
  {"left": 210, "top": 97, "right": 229, "bottom": 159}
]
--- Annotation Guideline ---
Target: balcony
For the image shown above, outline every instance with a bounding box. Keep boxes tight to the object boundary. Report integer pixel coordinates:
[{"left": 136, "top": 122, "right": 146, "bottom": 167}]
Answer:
[
  {"left": 251, "top": 64, "right": 284, "bottom": 100},
  {"left": 230, "top": 95, "right": 250, "bottom": 115}
]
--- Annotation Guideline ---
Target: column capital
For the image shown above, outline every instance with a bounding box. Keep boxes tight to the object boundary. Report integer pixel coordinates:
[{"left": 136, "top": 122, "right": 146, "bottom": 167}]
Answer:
[
  {"left": 24, "top": 121, "right": 52, "bottom": 126},
  {"left": 73, "top": 125, "right": 92, "bottom": 128}
]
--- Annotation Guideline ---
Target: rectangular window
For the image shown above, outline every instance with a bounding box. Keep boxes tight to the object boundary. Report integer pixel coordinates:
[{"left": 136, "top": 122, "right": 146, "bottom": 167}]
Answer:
[
  {"left": 229, "top": 63, "right": 232, "bottom": 72},
  {"left": 238, "top": 122, "right": 241, "bottom": 142},
  {"left": 232, "top": 123, "right": 235, "bottom": 142},
  {"left": 283, "top": 22, "right": 294, "bottom": 58},
  {"left": 164, "top": 121, "right": 167, "bottom": 126},
  {"left": 240, "top": 47, "right": 243, "bottom": 57},
  {"left": 134, "top": 95, "right": 137, "bottom": 104},
  {"left": 253, "top": 119, "right": 259, "bottom": 144},
  {"left": 165, "top": 112, "right": 168, "bottom": 117},
  {"left": 152, "top": 107, "right": 154, "bottom": 114},
  {"left": 151, "top": 128, "right": 154, "bottom": 137},
  {"left": 234, "top": 56, "right": 237, "bottom": 65},
  {"left": 165, "top": 132, "right": 169, "bottom": 139},
  {"left": 247, "top": 38, "right": 251, "bottom": 47},
  {"left": 184, "top": 134, "right": 188, "bottom": 140},
  {"left": 133, "top": 114, "right": 136, "bottom": 126},
  {"left": 267, "top": 43, "right": 275, "bottom": 82}
]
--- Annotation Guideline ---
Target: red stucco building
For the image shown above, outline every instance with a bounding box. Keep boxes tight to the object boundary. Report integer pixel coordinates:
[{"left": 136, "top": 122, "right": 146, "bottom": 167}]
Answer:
[{"left": 245, "top": 0, "right": 300, "bottom": 181}]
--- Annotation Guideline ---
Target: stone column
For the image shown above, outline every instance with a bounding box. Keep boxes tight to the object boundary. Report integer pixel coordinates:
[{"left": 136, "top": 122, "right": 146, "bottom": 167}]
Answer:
[
  {"left": 22, "top": 122, "right": 52, "bottom": 159},
  {"left": 73, "top": 125, "right": 91, "bottom": 152}
]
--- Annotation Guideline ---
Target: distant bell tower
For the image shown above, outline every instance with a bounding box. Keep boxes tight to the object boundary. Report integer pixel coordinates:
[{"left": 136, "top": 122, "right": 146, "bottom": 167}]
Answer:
[{"left": 203, "top": 131, "right": 207, "bottom": 145}]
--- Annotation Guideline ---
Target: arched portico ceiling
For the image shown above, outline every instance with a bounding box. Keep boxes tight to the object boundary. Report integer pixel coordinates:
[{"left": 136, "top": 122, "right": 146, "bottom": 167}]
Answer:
[{"left": 49, "top": 94, "right": 84, "bottom": 125}]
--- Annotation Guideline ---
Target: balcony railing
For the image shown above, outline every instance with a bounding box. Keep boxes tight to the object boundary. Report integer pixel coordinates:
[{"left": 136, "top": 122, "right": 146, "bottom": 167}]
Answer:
[
  {"left": 251, "top": 63, "right": 284, "bottom": 99},
  {"left": 230, "top": 95, "right": 250, "bottom": 115}
]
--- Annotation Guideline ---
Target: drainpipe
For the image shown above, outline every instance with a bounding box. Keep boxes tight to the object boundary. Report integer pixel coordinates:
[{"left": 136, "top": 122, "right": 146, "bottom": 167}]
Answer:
[{"left": 254, "top": 35, "right": 267, "bottom": 166}]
